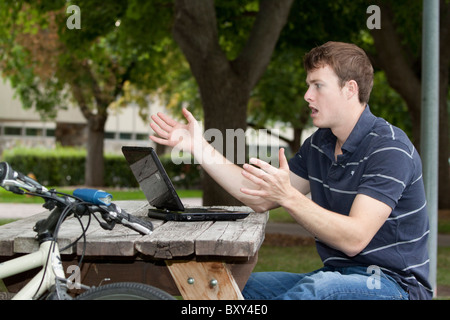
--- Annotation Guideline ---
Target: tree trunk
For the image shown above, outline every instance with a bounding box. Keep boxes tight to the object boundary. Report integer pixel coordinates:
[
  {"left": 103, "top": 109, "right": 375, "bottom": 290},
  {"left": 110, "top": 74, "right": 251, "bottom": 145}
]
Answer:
[
  {"left": 438, "top": 75, "right": 449, "bottom": 209},
  {"left": 70, "top": 74, "right": 109, "bottom": 188},
  {"left": 201, "top": 80, "right": 249, "bottom": 205},
  {"left": 438, "top": 0, "right": 450, "bottom": 209},
  {"left": 172, "top": 0, "right": 293, "bottom": 205},
  {"left": 85, "top": 116, "right": 106, "bottom": 187}
]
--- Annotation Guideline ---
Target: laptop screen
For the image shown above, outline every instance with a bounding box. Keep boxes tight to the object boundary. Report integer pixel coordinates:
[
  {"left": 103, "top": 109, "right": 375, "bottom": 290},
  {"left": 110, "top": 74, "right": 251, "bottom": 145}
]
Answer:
[{"left": 122, "top": 146, "right": 185, "bottom": 211}]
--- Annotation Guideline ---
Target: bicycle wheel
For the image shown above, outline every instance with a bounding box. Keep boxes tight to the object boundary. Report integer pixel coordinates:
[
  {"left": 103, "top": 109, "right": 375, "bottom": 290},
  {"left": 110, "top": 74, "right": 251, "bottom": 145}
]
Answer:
[{"left": 75, "top": 282, "right": 175, "bottom": 300}]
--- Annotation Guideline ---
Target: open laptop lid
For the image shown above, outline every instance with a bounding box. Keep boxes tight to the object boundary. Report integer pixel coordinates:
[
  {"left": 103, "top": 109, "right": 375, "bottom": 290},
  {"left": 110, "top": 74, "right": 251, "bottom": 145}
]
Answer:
[{"left": 122, "top": 146, "right": 185, "bottom": 211}]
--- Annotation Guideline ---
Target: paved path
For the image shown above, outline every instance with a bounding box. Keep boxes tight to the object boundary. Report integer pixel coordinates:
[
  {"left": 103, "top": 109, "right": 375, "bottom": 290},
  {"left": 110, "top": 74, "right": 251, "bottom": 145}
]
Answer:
[{"left": 1, "top": 201, "right": 449, "bottom": 246}]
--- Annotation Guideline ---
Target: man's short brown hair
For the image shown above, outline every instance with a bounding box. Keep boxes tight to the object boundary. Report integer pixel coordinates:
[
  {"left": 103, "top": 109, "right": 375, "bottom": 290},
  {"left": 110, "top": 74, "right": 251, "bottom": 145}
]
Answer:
[{"left": 304, "top": 42, "right": 374, "bottom": 104}]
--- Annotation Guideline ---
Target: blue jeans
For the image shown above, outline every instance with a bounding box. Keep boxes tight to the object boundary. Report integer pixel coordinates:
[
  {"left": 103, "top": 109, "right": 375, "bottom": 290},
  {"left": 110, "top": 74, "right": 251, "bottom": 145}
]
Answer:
[{"left": 242, "top": 266, "right": 409, "bottom": 300}]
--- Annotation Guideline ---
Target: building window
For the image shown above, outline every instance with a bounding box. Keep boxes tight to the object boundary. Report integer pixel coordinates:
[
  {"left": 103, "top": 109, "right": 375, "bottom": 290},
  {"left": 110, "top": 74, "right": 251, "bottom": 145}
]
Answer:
[
  {"left": 119, "top": 132, "right": 132, "bottom": 140},
  {"left": 136, "top": 133, "right": 148, "bottom": 141},
  {"left": 46, "top": 129, "right": 55, "bottom": 137},
  {"left": 26, "top": 128, "right": 44, "bottom": 137},
  {"left": 4, "top": 127, "right": 22, "bottom": 136},
  {"left": 105, "top": 132, "right": 116, "bottom": 140}
]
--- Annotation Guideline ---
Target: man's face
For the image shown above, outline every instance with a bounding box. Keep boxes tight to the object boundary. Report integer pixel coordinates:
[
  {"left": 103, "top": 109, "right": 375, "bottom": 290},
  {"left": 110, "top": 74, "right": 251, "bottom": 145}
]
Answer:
[{"left": 304, "top": 65, "right": 347, "bottom": 129}]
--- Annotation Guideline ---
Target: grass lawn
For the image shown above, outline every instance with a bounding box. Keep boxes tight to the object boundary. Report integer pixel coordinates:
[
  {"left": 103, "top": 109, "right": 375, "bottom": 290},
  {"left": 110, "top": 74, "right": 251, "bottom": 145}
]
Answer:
[
  {"left": 438, "top": 247, "right": 450, "bottom": 287},
  {"left": 255, "top": 244, "right": 322, "bottom": 273},
  {"left": 0, "top": 187, "right": 203, "bottom": 203}
]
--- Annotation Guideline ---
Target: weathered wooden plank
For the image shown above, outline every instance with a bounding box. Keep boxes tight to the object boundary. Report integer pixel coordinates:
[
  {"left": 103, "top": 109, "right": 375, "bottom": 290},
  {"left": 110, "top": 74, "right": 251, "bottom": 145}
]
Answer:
[
  {"left": 135, "top": 206, "right": 266, "bottom": 259},
  {"left": 5, "top": 201, "right": 149, "bottom": 255},
  {"left": 0, "top": 201, "right": 157, "bottom": 256},
  {"left": 76, "top": 201, "right": 163, "bottom": 256},
  {"left": 78, "top": 221, "right": 142, "bottom": 256},
  {"left": 135, "top": 221, "right": 214, "bottom": 259},
  {"left": 195, "top": 212, "right": 268, "bottom": 257},
  {"left": 114, "top": 200, "right": 165, "bottom": 229},
  {"left": 114, "top": 201, "right": 149, "bottom": 216},
  {"left": 0, "top": 212, "right": 45, "bottom": 256},
  {"left": 1, "top": 202, "right": 267, "bottom": 262},
  {"left": 13, "top": 214, "right": 102, "bottom": 254}
]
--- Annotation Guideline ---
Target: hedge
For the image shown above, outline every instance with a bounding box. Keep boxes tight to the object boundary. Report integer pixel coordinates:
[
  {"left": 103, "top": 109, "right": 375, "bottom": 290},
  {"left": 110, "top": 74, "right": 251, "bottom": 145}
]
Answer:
[{"left": 1, "top": 146, "right": 201, "bottom": 189}]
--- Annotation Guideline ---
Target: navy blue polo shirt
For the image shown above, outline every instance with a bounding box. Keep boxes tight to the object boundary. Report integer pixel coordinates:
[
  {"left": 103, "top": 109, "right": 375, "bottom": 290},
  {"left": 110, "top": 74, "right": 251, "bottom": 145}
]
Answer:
[{"left": 288, "top": 106, "right": 432, "bottom": 299}]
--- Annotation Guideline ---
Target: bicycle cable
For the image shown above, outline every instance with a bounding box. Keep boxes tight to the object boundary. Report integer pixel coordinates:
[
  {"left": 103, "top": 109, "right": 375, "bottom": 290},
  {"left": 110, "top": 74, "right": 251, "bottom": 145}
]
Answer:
[
  {"left": 33, "top": 198, "right": 92, "bottom": 299},
  {"left": 32, "top": 202, "right": 75, "bottom": 299}
]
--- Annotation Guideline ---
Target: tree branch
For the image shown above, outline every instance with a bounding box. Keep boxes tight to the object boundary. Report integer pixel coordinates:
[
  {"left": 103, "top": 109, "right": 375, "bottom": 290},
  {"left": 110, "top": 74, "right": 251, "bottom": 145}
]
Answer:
[
  {"left": 233, "top": 0, "right": 294, "bottom": 88},
  {"left": 172, "top": 0, "right": 293, "bottom": 91},
  {"left": 70, "top": 81, "right": 91, "bottom": 120},
  {"left": 172, "top": 0, "right": 227, "bottom": 80}
]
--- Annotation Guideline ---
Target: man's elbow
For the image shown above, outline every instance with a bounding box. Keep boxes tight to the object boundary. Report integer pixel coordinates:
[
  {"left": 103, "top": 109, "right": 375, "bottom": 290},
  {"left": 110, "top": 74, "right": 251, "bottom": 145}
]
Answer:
[
  {"left": 342, "top": 239, "right": 369, "bottom": 258},
  {"left": 248, "top": 201, "right": 277, "bottom": 213},
  {"left": 343, "top": 247, "right": 362, "bottom": 258}
]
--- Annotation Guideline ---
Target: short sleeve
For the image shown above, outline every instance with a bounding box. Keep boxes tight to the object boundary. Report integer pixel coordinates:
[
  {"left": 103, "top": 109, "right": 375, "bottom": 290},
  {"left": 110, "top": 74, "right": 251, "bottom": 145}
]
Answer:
[{"left": 357, "top": 142, "right": 416, "bottom": 209}]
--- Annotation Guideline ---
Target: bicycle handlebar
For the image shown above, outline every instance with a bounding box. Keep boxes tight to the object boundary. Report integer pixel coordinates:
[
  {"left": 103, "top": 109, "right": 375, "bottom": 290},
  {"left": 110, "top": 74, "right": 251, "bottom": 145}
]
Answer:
[
  {"left": 0, "top": 162, "right": 153, "bottom": 236},
  {"left": 95, "top": 202, "right": 154, "bottom": 235},
  {"left": 0, "top": 162, "right": 50, "bottom": 195}
]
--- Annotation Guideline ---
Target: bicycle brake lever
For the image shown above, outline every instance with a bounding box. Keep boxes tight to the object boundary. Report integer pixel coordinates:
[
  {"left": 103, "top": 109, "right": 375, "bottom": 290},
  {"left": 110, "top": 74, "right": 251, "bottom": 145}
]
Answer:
[
  {"left": 97, "top": 210, "right": 116, "bottom": 230},
  {"left": 99, "top": 220, "right": 116, "bottom": 230},
  {"left": 103, "top": 203, "right": 153, "bottom": 235}
]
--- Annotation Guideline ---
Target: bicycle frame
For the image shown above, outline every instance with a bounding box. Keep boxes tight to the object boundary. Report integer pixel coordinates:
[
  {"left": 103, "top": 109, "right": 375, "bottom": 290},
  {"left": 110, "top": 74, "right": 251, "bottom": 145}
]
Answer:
[{"left": 0, "top": 240, "right": 66, "bottom": 300}]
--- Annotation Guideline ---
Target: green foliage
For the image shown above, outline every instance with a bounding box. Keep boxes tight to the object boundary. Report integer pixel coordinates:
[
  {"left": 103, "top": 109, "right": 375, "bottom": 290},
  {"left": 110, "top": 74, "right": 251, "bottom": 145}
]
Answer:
[
  {"left": 388, "top": 0, "right": 423, "bottom": 57},
  {"left": 215, "top": 0, "right": 258, "bottom": 60},
  {"left": 369, "top": 71, "right": 412, "bottom": 138},
  {"left": 0, "top": 0, "right": 182, "bottom": 123},
  {"left": 1, "top": 147, "right": 201, "bottom": 189},
  {"left": 249, "top": 48, "right": 310, "bottom": 129},
  {"left": 3, "top": 146, "right": 90, "bottom": 186},
  {"left": 0, "top": 0, "right": 436, "bottom": 160},
  {"left": 279, "top": 0, "right": 366, "bottom": 50}
]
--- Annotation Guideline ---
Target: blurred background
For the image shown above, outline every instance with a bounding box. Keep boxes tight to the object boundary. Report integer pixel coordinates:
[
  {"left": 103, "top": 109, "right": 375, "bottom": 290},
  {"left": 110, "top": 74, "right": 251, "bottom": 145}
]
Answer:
[{"left": 0, "top": 0, "right": 448, "bottom": 209}]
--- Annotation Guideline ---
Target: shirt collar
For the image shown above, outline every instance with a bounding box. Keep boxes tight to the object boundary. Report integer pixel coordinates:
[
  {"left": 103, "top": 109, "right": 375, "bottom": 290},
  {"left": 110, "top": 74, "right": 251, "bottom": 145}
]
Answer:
[
  {"left": 341, "top": 105, "right": 377, "bottom": 153},
  {"left": 319, "top": 105, "right": 377, "bottom": 156}
]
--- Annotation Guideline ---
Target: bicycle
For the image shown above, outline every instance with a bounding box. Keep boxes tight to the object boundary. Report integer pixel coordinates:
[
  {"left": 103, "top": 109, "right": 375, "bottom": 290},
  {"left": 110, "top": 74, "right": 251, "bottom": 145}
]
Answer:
[{"left": 0, "top": 161, "right": 175, "bottom": 300}]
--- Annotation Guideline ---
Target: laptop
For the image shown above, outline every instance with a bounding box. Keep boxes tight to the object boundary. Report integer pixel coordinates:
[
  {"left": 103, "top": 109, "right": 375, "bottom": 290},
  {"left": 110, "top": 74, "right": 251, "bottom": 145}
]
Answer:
[{"left": 121, "top": 146, "right": 250, "bottom": 221}]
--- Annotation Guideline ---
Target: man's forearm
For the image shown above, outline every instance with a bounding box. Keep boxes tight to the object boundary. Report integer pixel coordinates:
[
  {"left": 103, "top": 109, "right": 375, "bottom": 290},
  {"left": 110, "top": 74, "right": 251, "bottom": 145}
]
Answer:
[{"left": 280, "top": 190, "right": 390, "bottom": 257}]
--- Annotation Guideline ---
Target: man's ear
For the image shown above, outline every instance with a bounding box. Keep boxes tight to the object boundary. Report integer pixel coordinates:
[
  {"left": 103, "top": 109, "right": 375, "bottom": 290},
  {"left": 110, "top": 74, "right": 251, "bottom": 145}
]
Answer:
[{"left": 344, "top": 80, "right": 359, "bottom": 100}]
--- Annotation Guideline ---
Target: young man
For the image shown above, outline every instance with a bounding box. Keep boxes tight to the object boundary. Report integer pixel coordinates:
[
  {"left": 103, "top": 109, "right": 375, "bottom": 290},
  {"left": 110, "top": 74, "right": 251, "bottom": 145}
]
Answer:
[{"left": 150, "top": 42, "right": 432, "bottom": 300}]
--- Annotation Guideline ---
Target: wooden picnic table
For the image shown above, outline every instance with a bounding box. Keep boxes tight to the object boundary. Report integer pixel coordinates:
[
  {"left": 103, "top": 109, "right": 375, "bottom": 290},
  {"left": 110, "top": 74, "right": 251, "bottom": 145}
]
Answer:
[{"left": 0, "top": 201, "right": 268, "bottom": 300}]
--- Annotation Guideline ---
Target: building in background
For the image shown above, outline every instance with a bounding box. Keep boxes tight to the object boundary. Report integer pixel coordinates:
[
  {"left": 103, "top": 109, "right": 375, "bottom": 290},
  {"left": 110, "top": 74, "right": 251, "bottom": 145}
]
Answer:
[
  {"left": 1, "top": 79, "right": 297, "bottom": 161},
  {"left": 0, "top": 79, "right": 158, "bottom": 156}
]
